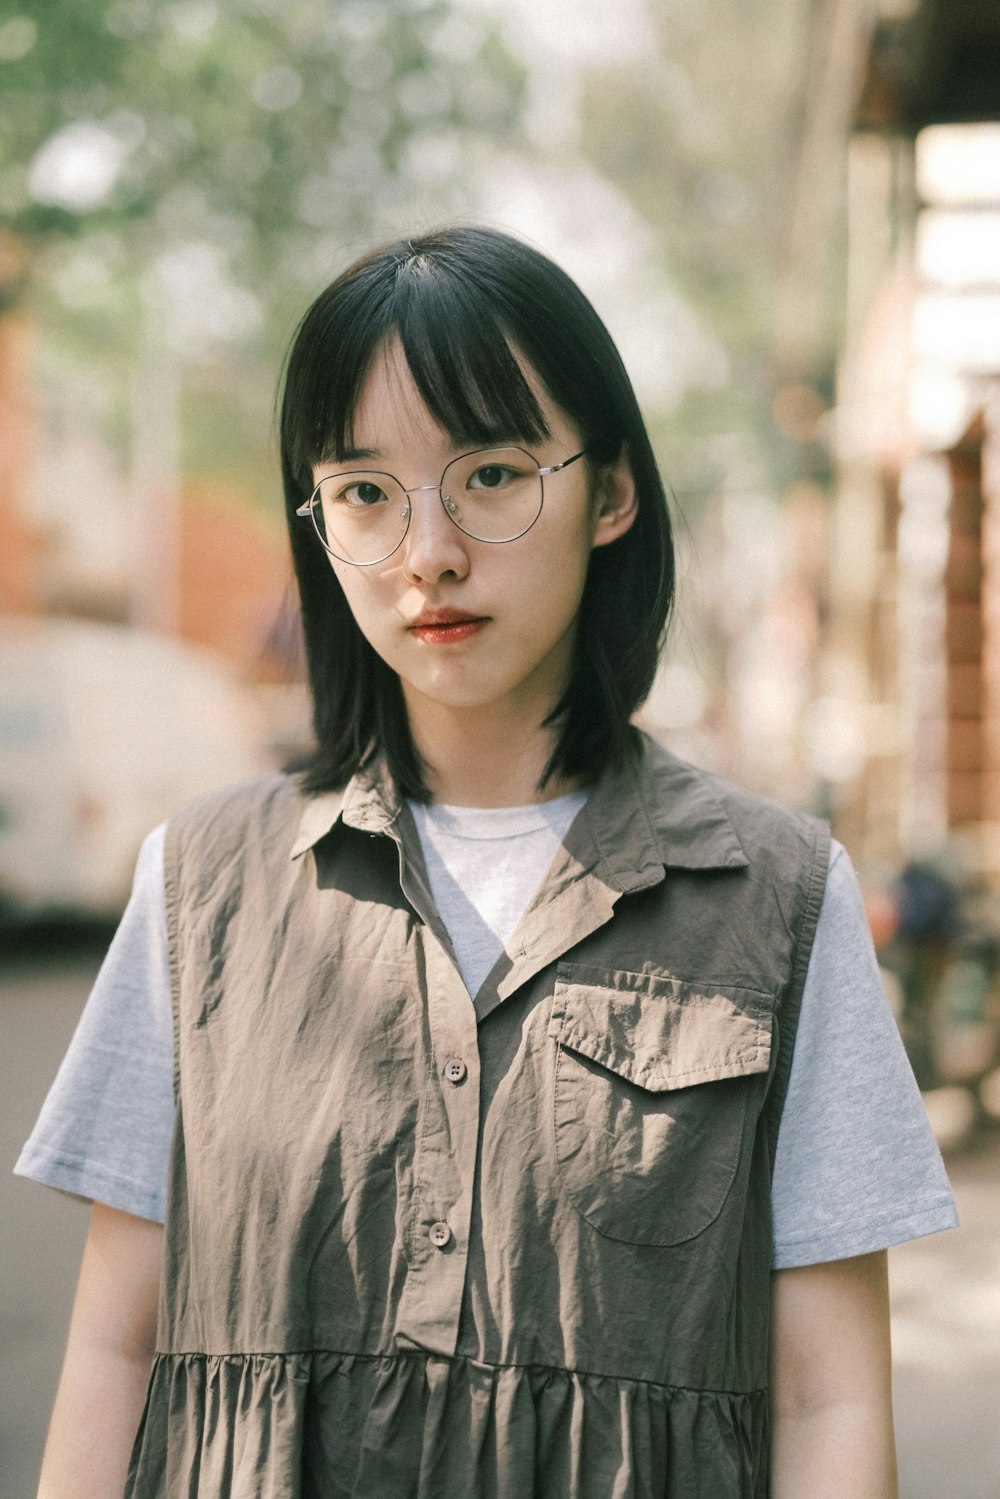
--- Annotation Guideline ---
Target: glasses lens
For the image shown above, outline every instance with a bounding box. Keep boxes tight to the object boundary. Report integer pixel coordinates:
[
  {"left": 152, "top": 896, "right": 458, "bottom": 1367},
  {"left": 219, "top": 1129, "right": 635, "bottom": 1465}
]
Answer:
[
  {"left": 441, "top": 448, "right": 543, "bottom": 543},
  {"left": 311, "top": 472, "right": 409, "bottom": 565}
]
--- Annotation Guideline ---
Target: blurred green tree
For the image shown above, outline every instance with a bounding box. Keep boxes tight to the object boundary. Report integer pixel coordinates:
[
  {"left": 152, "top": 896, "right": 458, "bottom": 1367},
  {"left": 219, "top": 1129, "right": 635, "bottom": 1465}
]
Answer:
[
  {"left": 577, "top": 0, "right": 829, "bottom": 504},
  {"left": 0, "top": 0, "right": 525, "bottom": 504}
]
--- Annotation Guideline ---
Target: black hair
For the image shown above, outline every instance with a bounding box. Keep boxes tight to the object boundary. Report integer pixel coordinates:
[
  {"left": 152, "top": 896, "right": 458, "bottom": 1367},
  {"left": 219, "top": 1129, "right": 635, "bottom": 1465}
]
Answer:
[{"left": 279, "top": 225, "right": 674, "bottom": 799}]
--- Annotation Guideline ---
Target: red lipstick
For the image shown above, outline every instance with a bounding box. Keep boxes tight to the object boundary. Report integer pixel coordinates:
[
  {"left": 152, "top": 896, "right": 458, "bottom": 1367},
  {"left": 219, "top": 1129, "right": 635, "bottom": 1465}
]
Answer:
[{"left": 409, "top": 607, "right": 488, "bottom": 644}]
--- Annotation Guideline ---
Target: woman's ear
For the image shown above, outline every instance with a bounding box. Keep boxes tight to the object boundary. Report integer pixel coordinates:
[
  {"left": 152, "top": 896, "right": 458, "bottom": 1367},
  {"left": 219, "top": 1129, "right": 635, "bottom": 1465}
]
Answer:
[{"left": 591, "top": 446, "right": 638, "bottom": 550}]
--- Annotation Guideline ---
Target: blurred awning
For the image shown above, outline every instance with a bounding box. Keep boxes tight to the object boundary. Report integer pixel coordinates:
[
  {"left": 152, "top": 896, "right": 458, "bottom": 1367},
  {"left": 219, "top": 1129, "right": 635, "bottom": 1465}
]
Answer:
[
  {"left": 857, "top": 0, "right": 1000, "bottom": 132},
  {"left": 776, "top": 0, "right": 1000, "bottom": 378}
]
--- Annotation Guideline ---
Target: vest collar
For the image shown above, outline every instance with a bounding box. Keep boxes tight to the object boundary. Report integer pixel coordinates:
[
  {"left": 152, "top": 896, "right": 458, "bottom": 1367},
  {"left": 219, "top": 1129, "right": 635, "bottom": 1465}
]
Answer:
[
  {"left": 645, "top": 735, "right": 750, "bottom": 870},
  {"left": 288, "top": 733, "right": 748, "bottom": 879},
  {"left": 584, "top": 735, "right": 748, "bottom": 889},
  {"left": 287, "top": 757, "right": 396, "bottom": 860}
]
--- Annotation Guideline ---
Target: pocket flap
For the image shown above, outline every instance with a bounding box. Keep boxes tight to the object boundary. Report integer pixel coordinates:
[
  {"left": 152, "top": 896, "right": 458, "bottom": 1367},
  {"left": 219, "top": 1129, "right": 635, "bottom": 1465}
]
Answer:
[{"left": 549, "top": 963, "right": 772, "bottom": 1092}]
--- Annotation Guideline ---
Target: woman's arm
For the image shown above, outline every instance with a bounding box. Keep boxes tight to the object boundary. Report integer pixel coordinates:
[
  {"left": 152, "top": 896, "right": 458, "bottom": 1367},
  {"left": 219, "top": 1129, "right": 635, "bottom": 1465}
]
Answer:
[
  {"left": 37, "top": 1203, "right": 163, "bottom": 1499},
  {"left": 770, "top": 1250, "right": 898, "bottom": 1499}
]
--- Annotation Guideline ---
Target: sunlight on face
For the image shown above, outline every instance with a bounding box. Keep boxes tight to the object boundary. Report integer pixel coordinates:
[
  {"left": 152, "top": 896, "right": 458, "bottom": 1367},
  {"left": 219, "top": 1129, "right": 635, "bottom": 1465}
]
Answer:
[{"left": 311, "top": 337, "right": 635, "bottom": 738}]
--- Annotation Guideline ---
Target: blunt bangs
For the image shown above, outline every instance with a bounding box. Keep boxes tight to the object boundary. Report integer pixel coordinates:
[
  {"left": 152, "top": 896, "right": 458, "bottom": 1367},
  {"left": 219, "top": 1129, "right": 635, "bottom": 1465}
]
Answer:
[
  {"left": 279, "top": 226, "right": 676, "bottom": 800},
  {"left": 283, "top": 246, "right": 553, "bottom": 502}
]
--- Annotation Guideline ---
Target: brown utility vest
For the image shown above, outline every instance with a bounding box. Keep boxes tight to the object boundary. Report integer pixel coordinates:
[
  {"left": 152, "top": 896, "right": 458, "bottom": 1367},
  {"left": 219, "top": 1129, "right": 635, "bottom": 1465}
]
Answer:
[{"left": 126, "top": 732, "right": 829, "bottom": 1499}]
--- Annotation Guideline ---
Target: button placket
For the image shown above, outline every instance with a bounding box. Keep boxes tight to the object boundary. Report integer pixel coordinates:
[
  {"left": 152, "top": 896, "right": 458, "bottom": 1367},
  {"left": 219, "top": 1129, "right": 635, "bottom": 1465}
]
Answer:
[{"left": 395, "top": 939, "right": 482, "bottom": 1357}]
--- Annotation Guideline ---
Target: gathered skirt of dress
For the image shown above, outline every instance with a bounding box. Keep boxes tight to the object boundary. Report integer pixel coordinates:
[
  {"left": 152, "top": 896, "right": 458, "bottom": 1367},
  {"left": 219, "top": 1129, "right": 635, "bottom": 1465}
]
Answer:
[{"left": 125, "top": 1349, "right": 768, "bottom": 1499}]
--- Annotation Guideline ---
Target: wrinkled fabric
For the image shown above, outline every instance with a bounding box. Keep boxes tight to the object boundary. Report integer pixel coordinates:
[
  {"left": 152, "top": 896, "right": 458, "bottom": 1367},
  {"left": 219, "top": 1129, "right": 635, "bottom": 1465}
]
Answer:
[
  {"left": 127, "top": 733, "right": 830, "bottom": 1498},
  {"left": 129, "top": 1352, "right": 768, "bottom": 1499}
]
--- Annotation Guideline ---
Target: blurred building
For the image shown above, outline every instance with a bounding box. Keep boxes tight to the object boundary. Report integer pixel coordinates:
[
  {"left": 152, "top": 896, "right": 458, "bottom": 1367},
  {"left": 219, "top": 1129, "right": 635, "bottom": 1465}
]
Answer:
[
  {"left": 0, "top": 375, "right": 303, "bottom": 916},
  {"left": 6, "top": 360, "right": 294, "bottom": 686},
  {"left": 0, "top": 333, "right": 307, "bottom": 918},
  {"left": 785, "top": 0, "right": 1000, "bottom": 884}
]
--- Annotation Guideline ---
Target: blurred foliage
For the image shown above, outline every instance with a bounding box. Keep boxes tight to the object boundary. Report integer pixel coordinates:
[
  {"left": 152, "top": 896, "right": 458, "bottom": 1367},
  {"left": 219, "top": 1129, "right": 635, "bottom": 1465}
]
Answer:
[
  {"left": 577, "top": 0, "right": 823, "bottom": 504},
  {"left": 0, "top": 0, "right": 526, "bottom": 509},
  {"left": 1, "top": 0, "right": 833, "bottom": 523}
]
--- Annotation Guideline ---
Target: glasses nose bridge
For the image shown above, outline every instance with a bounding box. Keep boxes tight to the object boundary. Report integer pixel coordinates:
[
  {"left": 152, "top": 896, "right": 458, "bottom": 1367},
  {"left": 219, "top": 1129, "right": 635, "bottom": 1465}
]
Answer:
[
  {"left": 399, "top": 475, "right": 460, "bottom": 532},
  {"left": 401, "top": 478, "right": 447, "bottom": 499}
]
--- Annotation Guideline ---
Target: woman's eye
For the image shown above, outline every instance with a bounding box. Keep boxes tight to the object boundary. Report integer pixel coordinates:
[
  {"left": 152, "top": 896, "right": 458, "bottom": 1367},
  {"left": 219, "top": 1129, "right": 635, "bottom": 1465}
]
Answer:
[
  {"left": 342, "top": 481, "right": 388, "bottom": 507},
  {"left": 468, "top": 464, "right": 514, "bottom": 491}
]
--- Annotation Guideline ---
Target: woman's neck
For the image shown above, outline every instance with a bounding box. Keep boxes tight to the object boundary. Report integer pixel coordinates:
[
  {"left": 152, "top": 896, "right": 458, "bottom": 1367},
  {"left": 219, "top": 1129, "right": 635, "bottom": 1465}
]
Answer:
[{"left": 404, "top": 696, "right": 584, "bottom": 808}]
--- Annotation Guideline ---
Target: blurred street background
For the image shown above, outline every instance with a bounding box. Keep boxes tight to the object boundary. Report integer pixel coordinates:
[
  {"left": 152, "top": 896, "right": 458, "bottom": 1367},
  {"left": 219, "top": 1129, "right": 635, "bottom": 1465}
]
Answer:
[{"left": 2, "top": 0, "right": 1000, "bottom": 1493}]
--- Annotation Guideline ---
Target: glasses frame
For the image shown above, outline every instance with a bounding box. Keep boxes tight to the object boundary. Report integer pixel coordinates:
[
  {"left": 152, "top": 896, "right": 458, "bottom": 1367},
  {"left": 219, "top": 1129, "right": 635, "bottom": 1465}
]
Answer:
[{"left": 296, "top": 445, "right": 589, "bottom": 567}]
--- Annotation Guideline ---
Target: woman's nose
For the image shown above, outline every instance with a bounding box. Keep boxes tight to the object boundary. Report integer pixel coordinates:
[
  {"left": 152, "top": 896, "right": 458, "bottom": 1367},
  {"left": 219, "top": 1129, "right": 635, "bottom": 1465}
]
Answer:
[{"left": 400, "top": 486, "right": 470, "bottom": 584}]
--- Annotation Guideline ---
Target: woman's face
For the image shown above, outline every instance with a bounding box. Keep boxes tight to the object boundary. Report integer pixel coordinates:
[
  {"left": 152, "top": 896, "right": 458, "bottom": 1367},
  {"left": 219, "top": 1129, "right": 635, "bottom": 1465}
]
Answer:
[{"left": 311, "top": 337, "right": 636, "bottom": 734}]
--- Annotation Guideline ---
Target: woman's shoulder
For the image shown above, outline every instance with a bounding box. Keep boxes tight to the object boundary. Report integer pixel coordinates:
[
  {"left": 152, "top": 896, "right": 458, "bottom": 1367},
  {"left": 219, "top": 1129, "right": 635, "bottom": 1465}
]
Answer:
[
  {"left": 636, "top": 732, "right": 829, "bottom": 872},
  {"left": 169, "top": 769, "right": 304, "bottom": 831},
  {"left": 165, "top": 770, "right": 311, "bottom": 878}
]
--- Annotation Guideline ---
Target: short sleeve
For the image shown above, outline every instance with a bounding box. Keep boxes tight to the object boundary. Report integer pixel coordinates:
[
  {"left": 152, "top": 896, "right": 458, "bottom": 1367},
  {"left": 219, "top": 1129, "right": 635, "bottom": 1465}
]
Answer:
[
  {"left": 13, "top": 824, "right": 176, "bottom": 1223},
  {"left": 771, "top": 841, "right": 959, "bottom": 1268}
]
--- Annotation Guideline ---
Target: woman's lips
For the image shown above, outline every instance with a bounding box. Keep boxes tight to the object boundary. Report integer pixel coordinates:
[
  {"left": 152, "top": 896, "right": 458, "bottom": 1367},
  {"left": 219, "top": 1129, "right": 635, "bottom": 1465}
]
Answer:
[{"left": 408, "top": 609, "right": 489, "bottom": 644}]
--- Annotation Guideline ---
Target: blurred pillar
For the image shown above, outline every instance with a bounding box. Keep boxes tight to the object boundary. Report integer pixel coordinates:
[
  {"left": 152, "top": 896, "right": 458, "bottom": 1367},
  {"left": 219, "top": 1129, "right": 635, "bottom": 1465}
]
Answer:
[
  {"left": 982, "top": 396, "right": 1000, "bottom": 881},
  {"left": 828, "top": 133, "right": 916, "bottom": 863},
  {"left": 897, "top": 453, "right": 950, "bottom": 856},
  {"left": 943, "top": 417, "right": 986, "bottom": 832},
  {"left": 775, "top": 0, "right": 874, "bottom": 373},
  {"left": 130, "top": 352, "right": 181, "bottom": 635}
]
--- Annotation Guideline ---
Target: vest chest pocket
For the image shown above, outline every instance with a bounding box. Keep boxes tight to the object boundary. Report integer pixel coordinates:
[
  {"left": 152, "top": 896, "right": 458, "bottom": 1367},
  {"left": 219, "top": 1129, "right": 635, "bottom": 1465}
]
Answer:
[{"left": 548, "top": 964, "right": 774, "bottom": 1247}]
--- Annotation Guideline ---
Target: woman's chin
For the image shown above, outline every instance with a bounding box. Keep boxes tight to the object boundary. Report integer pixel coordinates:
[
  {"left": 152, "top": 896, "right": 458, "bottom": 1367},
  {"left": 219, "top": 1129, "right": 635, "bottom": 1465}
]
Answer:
[{"left": 403, "top": 679, "right": 507, "bottom": 715}]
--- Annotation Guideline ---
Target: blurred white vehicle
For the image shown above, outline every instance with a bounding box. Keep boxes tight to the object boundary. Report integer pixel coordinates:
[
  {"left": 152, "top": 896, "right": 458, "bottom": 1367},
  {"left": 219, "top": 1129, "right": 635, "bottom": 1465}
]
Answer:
[{"left": 0, "top": 617, "right": 271, "bottom": 918}]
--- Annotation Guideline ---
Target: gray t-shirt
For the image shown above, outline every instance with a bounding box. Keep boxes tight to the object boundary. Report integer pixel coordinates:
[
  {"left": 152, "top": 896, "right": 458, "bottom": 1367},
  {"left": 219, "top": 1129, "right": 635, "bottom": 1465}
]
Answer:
[
  {"left": 15, "top": 802, "right": 958, "bottom": 1268},
  {"left": 410, "top": 792, "right": 591, "bottom": 996}
]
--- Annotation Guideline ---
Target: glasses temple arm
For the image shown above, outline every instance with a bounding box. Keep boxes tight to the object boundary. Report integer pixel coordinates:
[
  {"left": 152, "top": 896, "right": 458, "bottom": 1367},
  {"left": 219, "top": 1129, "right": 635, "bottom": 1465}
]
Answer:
[{"left": 537, "top": 449, "right": 588, "bottom": 478}]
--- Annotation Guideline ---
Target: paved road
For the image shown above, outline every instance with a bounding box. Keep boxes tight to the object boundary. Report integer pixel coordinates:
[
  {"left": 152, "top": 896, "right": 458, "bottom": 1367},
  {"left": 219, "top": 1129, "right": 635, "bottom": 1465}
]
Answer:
[
  {"left": 2, "top": 941, "right": 104, "bottom": 1499},
  {"left": 891, "top": 1136, "right": 1000, "bottom": 1498},
  {"left": 3, "top": 943, "right": 998, "bottom": 1496}
]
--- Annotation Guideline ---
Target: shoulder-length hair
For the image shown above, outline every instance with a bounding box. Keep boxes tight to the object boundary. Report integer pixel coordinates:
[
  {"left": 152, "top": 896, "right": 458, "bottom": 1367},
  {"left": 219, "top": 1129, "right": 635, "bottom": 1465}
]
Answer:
[{"left": 279, "top": 225, "right": 674, "bottom": 799}]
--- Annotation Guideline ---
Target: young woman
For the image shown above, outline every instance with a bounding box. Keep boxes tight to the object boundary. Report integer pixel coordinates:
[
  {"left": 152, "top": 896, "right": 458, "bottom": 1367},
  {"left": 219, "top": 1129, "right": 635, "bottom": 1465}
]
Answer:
[{"left": 18, "top": 226, "right": 957, "bottom": 1498}]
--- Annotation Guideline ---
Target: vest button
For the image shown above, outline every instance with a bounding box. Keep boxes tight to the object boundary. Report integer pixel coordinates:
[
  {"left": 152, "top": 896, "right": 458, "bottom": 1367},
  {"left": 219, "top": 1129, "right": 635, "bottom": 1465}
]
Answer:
[
  {"left": 429, "top": 1221, "right": 452, "bottom": 1249},
  {"left": 444, "top": 1057, "right": 467, "bottom": 1085}
]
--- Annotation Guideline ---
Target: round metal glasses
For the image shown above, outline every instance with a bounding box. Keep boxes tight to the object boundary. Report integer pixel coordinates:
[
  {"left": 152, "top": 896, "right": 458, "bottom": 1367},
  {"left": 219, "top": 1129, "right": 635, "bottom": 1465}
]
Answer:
[{"left": 296, "top": 445, "right": 588, "bottom": 567}]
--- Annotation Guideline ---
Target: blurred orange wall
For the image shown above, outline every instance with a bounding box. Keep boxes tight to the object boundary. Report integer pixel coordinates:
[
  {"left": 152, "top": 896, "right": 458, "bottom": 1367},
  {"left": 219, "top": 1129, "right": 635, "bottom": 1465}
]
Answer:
[
  {"left": 0, "top": 314, "right": 42, "bottom": 616},
  {"left": 178, "top": 484, "right": 295, "bottom": 680}
]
